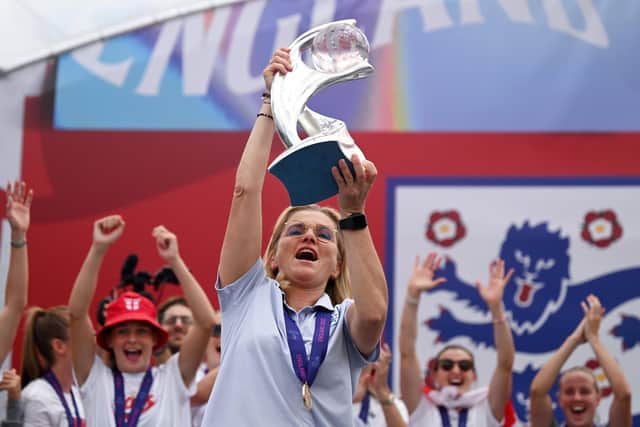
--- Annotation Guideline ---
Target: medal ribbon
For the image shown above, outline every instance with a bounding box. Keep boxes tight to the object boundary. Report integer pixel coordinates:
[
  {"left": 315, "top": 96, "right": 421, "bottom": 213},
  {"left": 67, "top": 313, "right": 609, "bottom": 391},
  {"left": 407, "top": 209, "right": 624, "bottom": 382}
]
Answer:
[
  {"left": 44, "top": 370, "right": 82, "bottom": 427},
  {"left": 283, "top": 305, "right": 332, "bottom": 390},
  {"left": 437, "top": 405, "right": 469, "bottom": 427},
  {"left": 113, "top": 367, "right": 153, "bottom": 427},
  {"left": 358, "top": 391, "right": 371, "bottom": 423}
]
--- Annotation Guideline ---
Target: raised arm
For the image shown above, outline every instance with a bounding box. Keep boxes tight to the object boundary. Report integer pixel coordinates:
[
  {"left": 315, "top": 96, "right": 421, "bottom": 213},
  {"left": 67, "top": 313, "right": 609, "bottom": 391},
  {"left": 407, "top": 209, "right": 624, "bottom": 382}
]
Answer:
[
  {"left": 68, "top": 215, "right": 125, "bottom": 385},
  {"left": 218, "top": 48, "right": 291, "bottom": 286},
  {"left": 582, "top": 295, "right": 632, "bottom": 427},
  {"left": 529, "top": 317, "right": 585, "bottom": 427},
  {"left": 152, "top": 226, "right": 216, "bottom": 387},
  {"left": 370, "top": 343, "right": 409, "bottom": 427},
  {"left": 191, "top": 368, "right": 219, "bottom": 406},
  {"left": 479, "top": 259, "right": 515, "bottom": 422},
  {"left": 0, "top": 181, "right": 32, "bottom": 365},
  {"left": 338, "top": 156, "right": 388, "bottom": 356},
  {"left": 399, "top": 253, "right": 446, "bottom": 414}
]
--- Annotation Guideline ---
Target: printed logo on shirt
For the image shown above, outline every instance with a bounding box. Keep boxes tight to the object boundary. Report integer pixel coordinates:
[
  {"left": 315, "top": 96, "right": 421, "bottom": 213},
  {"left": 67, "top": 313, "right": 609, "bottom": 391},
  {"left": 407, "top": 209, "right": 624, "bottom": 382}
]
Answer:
[{"left": 123, "top": 393, "right": 156, "bottom": 418}]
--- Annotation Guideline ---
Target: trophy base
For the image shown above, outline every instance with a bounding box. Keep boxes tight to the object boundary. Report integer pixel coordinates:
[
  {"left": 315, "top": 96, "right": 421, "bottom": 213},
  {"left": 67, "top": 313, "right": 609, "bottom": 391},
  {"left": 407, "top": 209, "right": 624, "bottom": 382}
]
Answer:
[{"left": 268, "top": 140, "right": 356, "bottom": 206}]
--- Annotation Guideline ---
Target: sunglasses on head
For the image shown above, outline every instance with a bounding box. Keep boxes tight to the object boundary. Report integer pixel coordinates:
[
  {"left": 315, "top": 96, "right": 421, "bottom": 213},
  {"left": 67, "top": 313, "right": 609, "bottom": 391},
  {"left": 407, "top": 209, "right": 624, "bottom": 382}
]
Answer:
[
  {"left": 437, "top": 359, "right": 474, "bottom": 372},
  {"left": 283, "top": 221, "right": 337, "bottom": 243}
]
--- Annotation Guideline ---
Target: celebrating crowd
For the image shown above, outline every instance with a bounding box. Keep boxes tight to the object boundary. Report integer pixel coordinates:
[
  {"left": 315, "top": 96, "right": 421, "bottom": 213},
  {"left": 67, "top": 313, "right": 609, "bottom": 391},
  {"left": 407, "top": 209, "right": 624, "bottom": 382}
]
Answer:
[{"left": 0, "top": 48, "right": 632, "bottom": 427}]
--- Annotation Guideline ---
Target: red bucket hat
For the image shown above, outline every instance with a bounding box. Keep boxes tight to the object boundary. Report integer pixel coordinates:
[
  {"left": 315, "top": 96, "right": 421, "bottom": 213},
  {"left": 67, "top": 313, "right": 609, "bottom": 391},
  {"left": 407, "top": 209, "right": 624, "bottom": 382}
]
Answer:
[{"left": 96, "top": 291, "right": 168, "bottom": 351}]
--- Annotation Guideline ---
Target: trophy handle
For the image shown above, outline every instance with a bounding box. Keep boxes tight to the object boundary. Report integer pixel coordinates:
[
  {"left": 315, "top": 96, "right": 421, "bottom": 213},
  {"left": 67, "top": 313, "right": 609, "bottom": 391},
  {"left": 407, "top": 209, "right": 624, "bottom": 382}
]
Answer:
[
  {"left": 271, "top": 19, "right": 374, "bottom": 149},
  {"left": 298, "top": 107, "right": 360, "bottom": 153},
  {"left": 268, "top": 20, "right": 372, "bottom": 205}
]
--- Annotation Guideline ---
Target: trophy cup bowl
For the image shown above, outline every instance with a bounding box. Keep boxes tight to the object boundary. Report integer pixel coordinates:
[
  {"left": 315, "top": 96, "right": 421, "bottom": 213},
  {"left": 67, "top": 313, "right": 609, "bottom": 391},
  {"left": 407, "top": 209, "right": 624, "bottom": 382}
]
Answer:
[{"left": 268, "top": 20, "right": 374, "bottom": 206}]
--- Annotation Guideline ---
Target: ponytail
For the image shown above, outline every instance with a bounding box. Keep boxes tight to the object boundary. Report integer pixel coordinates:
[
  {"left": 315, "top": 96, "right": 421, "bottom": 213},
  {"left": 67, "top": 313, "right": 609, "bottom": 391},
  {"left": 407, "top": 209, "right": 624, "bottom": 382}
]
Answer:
[{"left": 21, "top": 306, "right": 70, "bottom": 388}]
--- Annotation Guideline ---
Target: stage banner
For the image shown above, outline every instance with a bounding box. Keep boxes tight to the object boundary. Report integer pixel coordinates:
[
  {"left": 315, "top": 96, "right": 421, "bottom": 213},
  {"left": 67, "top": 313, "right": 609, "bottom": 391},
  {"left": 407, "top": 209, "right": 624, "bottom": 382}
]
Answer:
[
  {"left": 387, "top": 177, "right": 640, "bottom": 425},
  {"left": 54, "top": 0, "right": 640, "bottom": 131}
]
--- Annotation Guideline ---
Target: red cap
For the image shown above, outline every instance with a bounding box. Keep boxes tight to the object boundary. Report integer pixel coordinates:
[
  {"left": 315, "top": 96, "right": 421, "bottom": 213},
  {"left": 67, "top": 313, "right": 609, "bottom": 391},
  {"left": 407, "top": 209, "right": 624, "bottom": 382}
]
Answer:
[{"left": 96, "top": 291, "right": 168, "bottom": 351}]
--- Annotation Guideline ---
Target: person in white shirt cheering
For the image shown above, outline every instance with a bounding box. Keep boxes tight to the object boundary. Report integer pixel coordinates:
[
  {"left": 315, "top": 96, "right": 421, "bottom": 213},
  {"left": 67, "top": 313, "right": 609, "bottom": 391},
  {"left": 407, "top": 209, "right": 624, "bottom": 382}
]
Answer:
[
  {"left": 68, "top": 216, "right": 217, "bottom": 427},
  {"left": 400, "top": 253, "right": 515, "bottom": 427}
]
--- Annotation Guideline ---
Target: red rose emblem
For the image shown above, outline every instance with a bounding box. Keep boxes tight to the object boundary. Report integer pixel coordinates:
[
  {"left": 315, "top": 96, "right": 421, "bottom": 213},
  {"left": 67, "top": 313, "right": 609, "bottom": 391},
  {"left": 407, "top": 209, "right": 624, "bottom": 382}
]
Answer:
[
  {"left": 584, "top": 359, "right": 612, "bottom": 397},
  {"left": 426, "top": 210, "right": 466, "bottom": 248},
  {"left": 581, "top": 210, "right": 622, "bottom": 248}
]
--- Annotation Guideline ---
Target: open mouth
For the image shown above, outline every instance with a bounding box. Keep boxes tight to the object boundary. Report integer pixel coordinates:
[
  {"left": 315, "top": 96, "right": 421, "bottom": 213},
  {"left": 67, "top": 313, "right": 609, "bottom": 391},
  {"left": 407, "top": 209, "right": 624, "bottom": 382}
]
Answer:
[
  {"left": 570, "top": 405, "right": 586, "bottom": 415},
  {"left": 448, "top": 378, "right": 463, "bottom": 386},
  {"left": 124, "top": 349, "right": 142, "bottom": 362},
  {"left": 295, "top": 248, "right": 318, "bottom": 261}
]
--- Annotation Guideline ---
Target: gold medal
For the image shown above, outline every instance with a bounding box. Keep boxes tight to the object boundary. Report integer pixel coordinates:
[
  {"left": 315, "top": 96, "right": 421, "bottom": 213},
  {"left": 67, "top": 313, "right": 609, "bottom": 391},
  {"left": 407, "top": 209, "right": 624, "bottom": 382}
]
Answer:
[{"left": 302, "top": 383, "right": 312, "bottom": 410}]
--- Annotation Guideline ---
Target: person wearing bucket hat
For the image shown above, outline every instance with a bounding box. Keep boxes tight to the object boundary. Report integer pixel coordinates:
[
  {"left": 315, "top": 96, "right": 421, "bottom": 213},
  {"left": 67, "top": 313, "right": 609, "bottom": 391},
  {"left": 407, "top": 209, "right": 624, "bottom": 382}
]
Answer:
[
  {"left": 68, "top": 215, "right": 217, "bottom": 427},
  {"left": 95, "top": 290, "right": 168, "bottom": 354}
]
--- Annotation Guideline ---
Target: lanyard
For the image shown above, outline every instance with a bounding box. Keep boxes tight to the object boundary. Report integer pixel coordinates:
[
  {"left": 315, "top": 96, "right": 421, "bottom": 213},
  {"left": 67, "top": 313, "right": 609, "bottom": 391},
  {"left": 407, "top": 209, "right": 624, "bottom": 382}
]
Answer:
[
  {"left": 113, "top": 367, "right": 153, "bottom": 427},
  {"left": 437, "top": 405, "right": 469, "bottom": 427},
  {"left": 358, "top": 392, "right": 371, "bottom": 423},
  {"left": 283, "top": 305, "right": 332, "bottom": 406},
  {"left": 44, "top": 370, "right": 81, "bottom": 427}
]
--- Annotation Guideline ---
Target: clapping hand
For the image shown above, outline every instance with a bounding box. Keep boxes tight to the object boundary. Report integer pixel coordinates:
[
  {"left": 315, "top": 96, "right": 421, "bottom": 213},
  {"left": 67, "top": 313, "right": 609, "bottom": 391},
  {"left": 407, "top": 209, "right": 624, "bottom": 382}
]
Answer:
[
  {"left": 582, "top": 294, "right": 604, "bottom": 342},
  {"left": 370, "top": 343, "right": 393, "bottom": 399}
]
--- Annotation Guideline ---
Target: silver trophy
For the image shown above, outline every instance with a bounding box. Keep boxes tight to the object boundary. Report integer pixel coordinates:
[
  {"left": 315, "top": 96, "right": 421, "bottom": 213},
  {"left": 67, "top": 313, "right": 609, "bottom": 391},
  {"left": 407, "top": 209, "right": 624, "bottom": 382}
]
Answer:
[{"left": 268, "top": 20, "right": 374, "bottom": 206}]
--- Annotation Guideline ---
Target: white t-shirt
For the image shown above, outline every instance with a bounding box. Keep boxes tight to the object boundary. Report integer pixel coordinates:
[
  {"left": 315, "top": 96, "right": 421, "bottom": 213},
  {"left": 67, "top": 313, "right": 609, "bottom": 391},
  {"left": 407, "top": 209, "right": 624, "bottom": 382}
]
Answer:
[
  {"left": 190, "top": 362, "right": 208, "bottom": 427},
  {"left": 22, "top": 377, "right": 85, "bottom": 427},
  {"left": 409, "top": 394, "right": 500, "bottom": 427},
  {"left": 79, "top": 353, "right": 195, "bottom": 427},
  {"left": 352, "top": 395, "right": 410, "bottom": 427}
]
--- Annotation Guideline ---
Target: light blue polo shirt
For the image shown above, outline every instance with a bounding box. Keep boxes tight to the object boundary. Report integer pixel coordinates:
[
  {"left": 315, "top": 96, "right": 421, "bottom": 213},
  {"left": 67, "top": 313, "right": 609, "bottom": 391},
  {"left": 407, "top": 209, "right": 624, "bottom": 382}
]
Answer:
[{"left": 201, "top": 259, "right": 377, "bottom": 427}]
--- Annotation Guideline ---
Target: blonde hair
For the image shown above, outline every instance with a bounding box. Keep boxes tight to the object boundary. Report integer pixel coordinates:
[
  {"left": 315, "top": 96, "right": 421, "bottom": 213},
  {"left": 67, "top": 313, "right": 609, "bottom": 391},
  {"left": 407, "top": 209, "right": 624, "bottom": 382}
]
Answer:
[
  {"left": 263, "top": 205, "right": 350, "bottom": 305},
  {"left": 559, "top": 366, "right": 600, "bottom": 394},
  {"left": 21, "top": 306, "right": 70, "bottom": 388}
]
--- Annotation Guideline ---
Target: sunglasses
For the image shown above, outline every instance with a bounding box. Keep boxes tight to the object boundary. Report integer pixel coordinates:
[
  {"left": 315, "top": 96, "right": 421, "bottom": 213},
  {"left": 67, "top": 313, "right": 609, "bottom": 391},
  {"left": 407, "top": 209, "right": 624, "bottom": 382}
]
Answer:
[
  {"left": 163, "top": 315, "right": 193, "bottom": 326},
  {"left": 283, "top": 222, "right": 337, "bottom": 243},
  {"left": 437, "top": 359, "right": 474, "bottom": 372}
]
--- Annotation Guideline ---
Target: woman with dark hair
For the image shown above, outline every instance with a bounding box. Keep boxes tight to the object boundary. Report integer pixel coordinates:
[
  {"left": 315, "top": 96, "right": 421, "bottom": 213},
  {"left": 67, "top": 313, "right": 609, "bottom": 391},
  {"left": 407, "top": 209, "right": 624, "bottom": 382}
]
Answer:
[
  {"left": 20, "top": 306, "right": 86, "bottom": 426},
  {"left": 399, "top": 253, "right": 515, "bottom": 426},
  {"left": 68, "top": 216, "right": 216, "bottom": 426},
  {"left": 200, "top": 48, "right": 388, "bottom": 427},
  {"left": 529, "top": 294, "right": 631, "bottom": 427}
]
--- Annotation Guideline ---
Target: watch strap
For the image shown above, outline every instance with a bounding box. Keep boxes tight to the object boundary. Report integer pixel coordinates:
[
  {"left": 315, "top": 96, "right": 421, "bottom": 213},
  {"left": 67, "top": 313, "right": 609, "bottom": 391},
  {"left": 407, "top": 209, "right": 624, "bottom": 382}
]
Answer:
[{"left": 338, "top": 213, "right": 367, "bottom": 231}]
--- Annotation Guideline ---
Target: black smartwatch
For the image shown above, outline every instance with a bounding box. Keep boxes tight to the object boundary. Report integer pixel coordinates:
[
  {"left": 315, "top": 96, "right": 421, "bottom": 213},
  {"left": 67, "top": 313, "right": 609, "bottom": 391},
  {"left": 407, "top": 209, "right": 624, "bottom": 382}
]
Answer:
[{"left": 338, "top": 213, "right": 367, "bottom": 231}]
